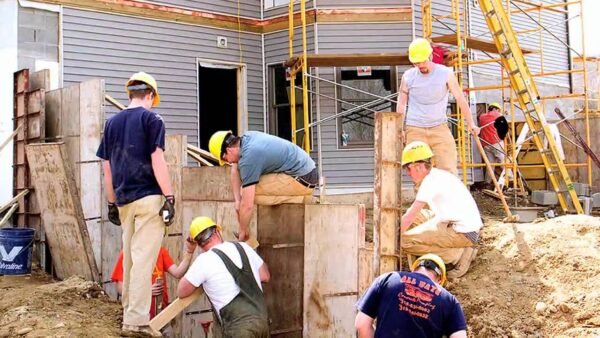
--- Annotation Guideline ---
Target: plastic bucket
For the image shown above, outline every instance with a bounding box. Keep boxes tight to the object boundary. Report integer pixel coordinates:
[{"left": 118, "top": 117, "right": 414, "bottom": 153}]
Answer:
[{"left": 0, "top": 228, "right": 35, "bottom": 275}]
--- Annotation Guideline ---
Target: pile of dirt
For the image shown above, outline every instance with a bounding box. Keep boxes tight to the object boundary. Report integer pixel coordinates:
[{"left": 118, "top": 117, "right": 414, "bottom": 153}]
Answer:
[
  {"left": 448, "top": 215, "right": 600, "bottom": 337},
  {"left": 0, "top": 274, "right": 121, "bottom": 337}
]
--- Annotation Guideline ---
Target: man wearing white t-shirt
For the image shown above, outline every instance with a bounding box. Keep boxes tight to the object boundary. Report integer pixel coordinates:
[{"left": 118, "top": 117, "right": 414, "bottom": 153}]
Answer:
[
  {"left": 177, "top": 216, "right": 270, "bottom": 337},
  {"left": 400, "top": 141, "right": 482, "bottom": 279}
]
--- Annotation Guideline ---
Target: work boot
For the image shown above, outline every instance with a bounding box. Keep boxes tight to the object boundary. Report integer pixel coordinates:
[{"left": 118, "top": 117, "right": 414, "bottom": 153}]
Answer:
[
  {"left": 121, "top": 324, "right": 163, "bottom": 337},
  {"left": 447, "top": 247, "right": 478, "bottom": 280}
]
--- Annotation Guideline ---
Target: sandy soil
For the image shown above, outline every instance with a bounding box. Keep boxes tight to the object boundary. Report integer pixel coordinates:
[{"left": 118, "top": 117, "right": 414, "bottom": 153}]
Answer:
[{"left": 0, "top": 273, "right": 121, "bottom": 338}]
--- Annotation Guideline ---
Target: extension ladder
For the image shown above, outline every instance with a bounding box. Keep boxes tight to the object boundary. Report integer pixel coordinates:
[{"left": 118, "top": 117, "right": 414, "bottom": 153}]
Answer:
[{"left": 477, "top": 0, "right": 583, "bottom": 214}]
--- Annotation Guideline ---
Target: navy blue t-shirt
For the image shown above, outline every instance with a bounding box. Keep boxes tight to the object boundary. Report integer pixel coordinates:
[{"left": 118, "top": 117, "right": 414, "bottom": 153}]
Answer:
[
  {"left": 96, "top": 107, "right": 166, "bottom": 206},
  {"left": 356, "top": 271, "right": 466, "bottom": 338}
]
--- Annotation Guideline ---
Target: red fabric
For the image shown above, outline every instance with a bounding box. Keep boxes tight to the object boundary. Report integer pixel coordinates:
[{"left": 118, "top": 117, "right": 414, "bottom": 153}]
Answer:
[
  {"left": 478, "top": 111, "right": 502, "bottom": 145},
  {"left": 432, "top": 46, "right": 449, "bottom": 65},
  {"left": 111, "top": 247, "right": 174, "bottom": 318}
]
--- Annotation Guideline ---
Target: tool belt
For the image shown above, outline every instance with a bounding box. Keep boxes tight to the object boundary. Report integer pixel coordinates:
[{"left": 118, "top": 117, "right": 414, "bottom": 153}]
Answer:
[{"left": 294, "top": 168, "right": 318, "bottom": 188}]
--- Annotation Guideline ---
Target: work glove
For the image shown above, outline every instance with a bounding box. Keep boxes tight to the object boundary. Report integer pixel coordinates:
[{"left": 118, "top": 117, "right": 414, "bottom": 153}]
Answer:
[
  {"left": 108, "top": 203, "right": 121, "bottom": 226},
  {"left": 160, "top": 195, "right": 175, "bottom": 226}
]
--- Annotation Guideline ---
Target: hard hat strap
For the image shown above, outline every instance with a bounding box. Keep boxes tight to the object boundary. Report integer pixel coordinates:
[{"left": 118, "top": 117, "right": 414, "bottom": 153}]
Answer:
[{"left": 417, "top": 260, "right": 442, "bottom": 278}]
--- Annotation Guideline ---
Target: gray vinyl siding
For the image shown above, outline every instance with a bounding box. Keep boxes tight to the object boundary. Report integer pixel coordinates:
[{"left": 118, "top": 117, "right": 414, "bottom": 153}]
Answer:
[
  {"left": 264, "top": 25, "right": 315, "bottom": 65},
  {"left": 264, "top": 1, "right": 314, "bottom": 18},
  {"left": 62, "top": 7, "right": 264, "bottom": 146},
  {"left": 315, "top": 22, "right": 412, "bottom": 188},
  {"left": 152, "top": 0, "right": 261, "bottom": 18},
  {"left": 317, "top": 0, "right": 410, "bottom": 7}
]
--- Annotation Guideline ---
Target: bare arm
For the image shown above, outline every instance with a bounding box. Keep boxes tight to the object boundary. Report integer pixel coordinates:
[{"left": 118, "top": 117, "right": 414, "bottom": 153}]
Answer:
[
  {"left": 177, "top": 277, "right": 197, "bottom": 298},
  {"left": 102, "top": 161, "right": 117, "bottom": 203},
  {"left": 231, "top": 164, "right": 242, "bottom": 204},
  {"left": 355, "top": 312, "right": 375, "bottom": 338},
  {"left": 237, "top": 185, "right": 256, "bottom": 241},
  {"left": 401, "top": 200, "right": 427, "bottom": 231},
  {"left": 259, "top": 263, "right": 270, "bottom": 283},
  {"left": 167, "top": 240, "right": 197, "bottom": 278},
  {"left": 447, "top": 73, "right": 479, "bottom": 135},
  {"left": 115, "top": 281, "right": 123, "bottom": 295},
  {"left": 396, "top": 73, "right": 409, "bottom": 118},
  {"left": 151, "top": 148, "right": 173, "bottom": 196},
  {"left": 450, "top": 330, "right": 467, "bottom": 338}
]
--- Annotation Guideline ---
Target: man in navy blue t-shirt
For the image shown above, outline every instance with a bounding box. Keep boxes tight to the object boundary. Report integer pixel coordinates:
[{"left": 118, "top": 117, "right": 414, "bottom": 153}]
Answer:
[
  {"left": 96, "top": 72, "right": 174, "bottom": 337},
  {"left": 355, "top": 254, "right": 467, "bottom": 338}
]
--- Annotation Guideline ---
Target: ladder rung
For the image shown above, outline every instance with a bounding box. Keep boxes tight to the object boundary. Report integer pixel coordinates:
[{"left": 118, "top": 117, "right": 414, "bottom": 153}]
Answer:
[
  {"left": 486, "top": 9, "right": 497, "bottom": 17},
  {"left": 517, "top": 89, "right": 528, "bottom": 95},
  {"left": 494, "top": 30, "right": 504, "bottom": 37},
  {"left": 500, "top": 50, "right": 512, "bottom": 58},
  {"left": 509, "top": 69, "right": 520, "bottom": 76}
]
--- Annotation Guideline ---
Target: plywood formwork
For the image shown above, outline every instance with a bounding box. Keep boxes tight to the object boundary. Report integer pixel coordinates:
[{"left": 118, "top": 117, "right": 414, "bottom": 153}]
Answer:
[{"left": 25, "top": 143, "right": 100, "bottom": 282}]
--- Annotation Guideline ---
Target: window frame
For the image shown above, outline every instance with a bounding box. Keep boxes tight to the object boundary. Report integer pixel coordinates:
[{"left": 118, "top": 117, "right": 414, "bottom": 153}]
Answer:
[{"left": 335, "top": 66, "right": 397, "bottom": 150}]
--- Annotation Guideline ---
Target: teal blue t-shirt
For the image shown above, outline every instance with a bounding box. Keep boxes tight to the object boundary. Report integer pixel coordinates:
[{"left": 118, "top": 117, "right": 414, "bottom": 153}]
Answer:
[{"left": 238, "top": 131, "right": 315, "bottom": 187}]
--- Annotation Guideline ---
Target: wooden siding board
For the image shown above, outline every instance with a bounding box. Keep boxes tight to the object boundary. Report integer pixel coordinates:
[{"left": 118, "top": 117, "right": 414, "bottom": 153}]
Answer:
[
  {"left": 62, "top": 7, "right": 265, "bottom": 146},
  {"left": 152, "top": 0, "right": 261, "bottom": 18}
]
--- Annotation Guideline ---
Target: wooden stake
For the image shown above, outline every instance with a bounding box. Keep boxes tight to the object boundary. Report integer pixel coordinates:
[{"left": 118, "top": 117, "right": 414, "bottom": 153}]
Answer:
[{"left": 0, "top": 124, "right": 23, "bottom": 154}]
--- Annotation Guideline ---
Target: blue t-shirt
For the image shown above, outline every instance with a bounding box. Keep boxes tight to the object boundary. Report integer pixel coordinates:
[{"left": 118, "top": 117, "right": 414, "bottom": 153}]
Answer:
[
  {"left": 238, "top": 131, "right": 315, "bottom": 187},
  {"left": 356, "top": 271, "right": 466, "bottom": 338},
  {"left": 96, "top": 107, "right": 166, "bottom": 206}
]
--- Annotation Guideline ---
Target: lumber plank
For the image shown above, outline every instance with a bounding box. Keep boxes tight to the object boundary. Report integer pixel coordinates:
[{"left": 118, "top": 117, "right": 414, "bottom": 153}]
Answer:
[
  {"left": 431, "top": 34, "right": 536, "bottom": 54},
  {"left": 166, "top": 135, "right": 186, "bottom": 235},
  {"left": 0, "top": 124, "right": 24, "bottom": 154},
  {"left": 0, "top": 204, "right": 19, "bottom": 227},
  {"left": 182, "top": 201, "right": 257, "bottom": 241},
  {"left": 149, "top": 288, "right": 204, "bottom": 331},
  {"left": 182, "top": 167, "right": 234, "bottom": 201},
  {"left": 304, "top": 204, "right": 360, "bottom": 337},
  {"left": 25, "top": 143, "right": 100, "bottom": 282},
  {"left": 285, "top": 53, "right": 412, "bottom": 68},
  {"left": 257, "top": 205, "right": 304, "bottom": 336},
  {"left": 104, "top": 94, "right": 125, "bottom": 110},
  {"left": 29, "top": 69, "right": 50, "bottom": 91},
  {"left": 187, "top": 149, "right": 213, "bottom": 166},
  {"left": 186, "top": 144, "right": 219, "bottom": 162}
]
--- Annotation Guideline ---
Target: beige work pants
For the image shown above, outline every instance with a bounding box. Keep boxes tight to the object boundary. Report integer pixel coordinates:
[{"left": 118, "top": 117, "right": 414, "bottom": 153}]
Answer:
[
  {"left": 118, "top": 195, "right": 165, "bottom": 326},
  {"left": 254, "top": 173, "right": 314, "bottom": 205},
  {"left": 401, "top": 211, "right": 474, "bottom": 265},
  {"left": 406, "top": 124, "right": 458, "bottom": 176}
]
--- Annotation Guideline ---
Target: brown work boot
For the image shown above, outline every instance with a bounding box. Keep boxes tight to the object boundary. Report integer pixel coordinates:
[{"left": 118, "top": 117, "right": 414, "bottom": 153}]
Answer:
[
  {"left": 121, "top": 324, "right": 162, "bottom": 337},
  {"left": 447, "top": 247, "right": 478, "bottom": 280}
]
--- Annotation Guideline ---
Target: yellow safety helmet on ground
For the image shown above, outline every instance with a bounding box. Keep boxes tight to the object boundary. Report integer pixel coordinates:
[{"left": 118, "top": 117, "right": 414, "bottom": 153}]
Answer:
[
  {"left": 488, "top": 102, "right": 501, "bottom": 110},
  {"left": 408, "top": 38, "right": 433, "bottom": 63},
  {"left": 125, "top": 72, "right": 160, "bottom": 107},
  {"left": 401, "top": 141, "right": 434, "bottom": 166},
  {"left": 411, "top": 253, "right": 447, "bottom": 285},
  {"left": 208, "top": 130, "right": 233, "bottom": 166},
  {"left": 189, "top": 216, "right": 222, "bottom": 243}
]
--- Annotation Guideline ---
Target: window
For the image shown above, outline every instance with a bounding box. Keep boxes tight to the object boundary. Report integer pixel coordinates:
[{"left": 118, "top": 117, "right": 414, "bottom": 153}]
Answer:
[
  {"left": 337, "top": 67, "right": 397, "bottom": 148},
  {"left": 265, "top": 0, "right": 294, "bottom": 9}
]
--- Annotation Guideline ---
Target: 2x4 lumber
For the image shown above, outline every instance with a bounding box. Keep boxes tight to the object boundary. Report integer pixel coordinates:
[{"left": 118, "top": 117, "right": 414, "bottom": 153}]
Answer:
[
  {"left": 431, "top": 34, "right": 536, "bottom": 54},
  {"left": 373, "top": 112, "right": 402, "bottom": 275},
  {"left": 25, "top": 143, "right": 100, "bottom": 282},
  {"left": 150, "top": 288, "right": 204, "bottom": 331},
  {"left": 0, "top": 190, "right": 29, "bottom": 214},
  {"left": 285, "top": 53, "right": 412, "bottom": 68},
  {"left": 186, "top": 144, "right": 218, "bottom": 163},
  {"left": 0, "top": 204, "right": 19, "bottom": 227},
  {"left": 186, "top": 149, "right": 212, "bottom": 166},
  {"left": 104, "top": 94, "right": 125, "bottom": 110},
  {"left": 0, "top": 124, "right": 23, "bottom": 154}
]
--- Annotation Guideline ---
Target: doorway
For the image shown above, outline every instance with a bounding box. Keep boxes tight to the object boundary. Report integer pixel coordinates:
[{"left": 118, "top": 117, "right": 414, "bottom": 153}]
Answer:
[{"left": 198, "top": 63, "right": 242, "bottom": 150}]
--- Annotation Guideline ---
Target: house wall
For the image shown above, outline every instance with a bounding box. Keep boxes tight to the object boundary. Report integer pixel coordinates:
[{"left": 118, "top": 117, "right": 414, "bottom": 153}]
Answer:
[
  {"left": 62, "top": 7, "right": 265, "bottom": 147},
  {"left": 151, "top": 0, "right": 261, "bottom": 18}
]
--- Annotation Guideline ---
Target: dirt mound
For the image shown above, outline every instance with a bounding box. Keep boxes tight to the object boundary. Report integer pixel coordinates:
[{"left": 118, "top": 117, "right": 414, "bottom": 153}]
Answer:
[
  {"left": 448, "top": 215, "right": 600, "bottom": 337},
  {"left": 0, "top": 274, "right": 121, "bottom": 337}
]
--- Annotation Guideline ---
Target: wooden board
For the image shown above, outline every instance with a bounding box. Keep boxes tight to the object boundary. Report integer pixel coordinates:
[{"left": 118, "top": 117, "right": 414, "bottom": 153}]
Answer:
[
  {"left": 26, "top": 143, "right": 100, "bottom": 281},
  {"left": 285, "top": 53, "right": 412, "bottom": 68},
  {"left": 304, "top": 204, "right": 361, "bottom": 337},
  {"left": 166, "top": 135, "right": 186, "bottom": 235},
  {"left": 182, "top": 166, "right": 234, "bottom": 201},
  {"left": 432, "top": 34, "right": 536, "bottom": 54},
  {"left": 181, "top": 201, "right": 257, "bottom": 241},
  {"left": 258, "top": 204, "right": 305, "bottom": 337},
  {"left": 29, "top": 69, "right": 50, "bottom": 91},
  {"left": 373, "top": 112, "right": 402, "bottom": 275}
]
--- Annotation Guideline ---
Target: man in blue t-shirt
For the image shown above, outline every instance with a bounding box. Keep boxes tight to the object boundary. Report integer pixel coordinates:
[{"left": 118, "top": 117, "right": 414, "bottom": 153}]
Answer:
[
  {"left": 96, "top": 72, "right": 174, "bottom": 337},
  {"left": 355, "top": 254, "right": 467, "bottom": 338},
  {"left": 208, "top": 130, "right": 318, "bottom": 241}
]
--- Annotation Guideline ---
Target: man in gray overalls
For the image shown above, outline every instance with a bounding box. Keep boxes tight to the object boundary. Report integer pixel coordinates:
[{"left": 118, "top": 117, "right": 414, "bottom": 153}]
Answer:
[{"left": 177, "top": 216, "right": 270, "bottom": 337}]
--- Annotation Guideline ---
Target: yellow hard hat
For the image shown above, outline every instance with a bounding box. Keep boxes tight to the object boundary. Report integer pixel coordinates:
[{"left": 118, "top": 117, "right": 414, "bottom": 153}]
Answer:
[
  {"left": 488, "top": 102, "right": 501, "bottom": 110},
  {"left": 208, "top": 130, "right": 232, "bottom": 166},
  {"left": 125, "top": 72, "right": 160, "bottom": 107},
  {"left": 189, "top": 216, "right": 222, "bottom": 242},
  {"left": 408, "top": 38, "right": 433, "bottom": 63},
  {"left": 401, "top": 141, "right": 434, "bottom": 166},
  {"left": 411, "top": 253, "right": 447, "bottom": 285}
]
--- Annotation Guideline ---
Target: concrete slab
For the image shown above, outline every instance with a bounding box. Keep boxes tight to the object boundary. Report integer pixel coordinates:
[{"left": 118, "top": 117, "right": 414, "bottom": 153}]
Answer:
[
  {"left": 593, "top": 193, "right": 600, "bottom": 209},
  {"left": 531, "top": 190, "right": 558, "bottom": 206}
]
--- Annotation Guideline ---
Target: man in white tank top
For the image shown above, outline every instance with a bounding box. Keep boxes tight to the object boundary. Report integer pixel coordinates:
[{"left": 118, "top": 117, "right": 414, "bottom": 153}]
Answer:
[{"left": 397, "top": 38, "right": 480, "bottom": 175}]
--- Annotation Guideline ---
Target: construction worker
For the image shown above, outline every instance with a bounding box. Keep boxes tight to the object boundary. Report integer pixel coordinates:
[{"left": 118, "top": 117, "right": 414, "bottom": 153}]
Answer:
[
  {"left": 478, "top": 102, "right": 509, "bottom": 183},
  {"left": 355, "top": 254, "right": 467, "bottom": 338},
  {"left": 400, "top": 141, "right": 482, "bottom": 279},
  {"left": 96, "top": 72, "right": 174, "bottom": 337},
  {"left": 178, "top": 216, "right": 270, "bottom": 337},
  {"left": 111, "top": 241, "right": 196, "bottom": 319},
  {"left": 397, "top": 38, "right": 480, "bottom": 176},
  {"left": 208, "top": 130, "right": 317, "bottom": 241}
]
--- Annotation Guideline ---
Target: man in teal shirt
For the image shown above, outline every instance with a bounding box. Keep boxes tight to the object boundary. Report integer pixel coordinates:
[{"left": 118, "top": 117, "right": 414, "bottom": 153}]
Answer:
[{"left": 209, "top": 131, "right": 318, "bottom": 241}]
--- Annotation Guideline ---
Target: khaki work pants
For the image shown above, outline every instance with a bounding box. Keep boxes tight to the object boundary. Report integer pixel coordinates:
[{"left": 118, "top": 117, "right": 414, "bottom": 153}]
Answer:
[
  {"left": 118, "top": 194, "right": 165, "bottom": 326},
  {"left": 406, "top": 124, "right": 458, "bottom": 176},
  {"left": 254, "top": 173, "right": 314, "bottom": 205},
  {"left": 402, "top": 210, "right": 474, "bottom": 268}
]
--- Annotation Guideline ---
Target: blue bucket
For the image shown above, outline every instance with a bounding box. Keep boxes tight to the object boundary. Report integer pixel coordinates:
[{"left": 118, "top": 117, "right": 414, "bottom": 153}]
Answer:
[{"left": 0, "top": 228, "right": 35, "bottom": 275}]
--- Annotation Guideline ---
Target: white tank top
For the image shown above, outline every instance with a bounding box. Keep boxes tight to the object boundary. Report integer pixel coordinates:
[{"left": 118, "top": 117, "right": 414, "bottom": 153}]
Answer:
[{"left": 404, "top": 64, "right": 453, "bottom": 127}]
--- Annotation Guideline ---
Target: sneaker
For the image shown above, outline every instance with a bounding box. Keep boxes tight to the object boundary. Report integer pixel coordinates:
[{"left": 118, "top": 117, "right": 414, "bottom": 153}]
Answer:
[{"left": 121, "top": 324, "right": 162, "bottom": 337}]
